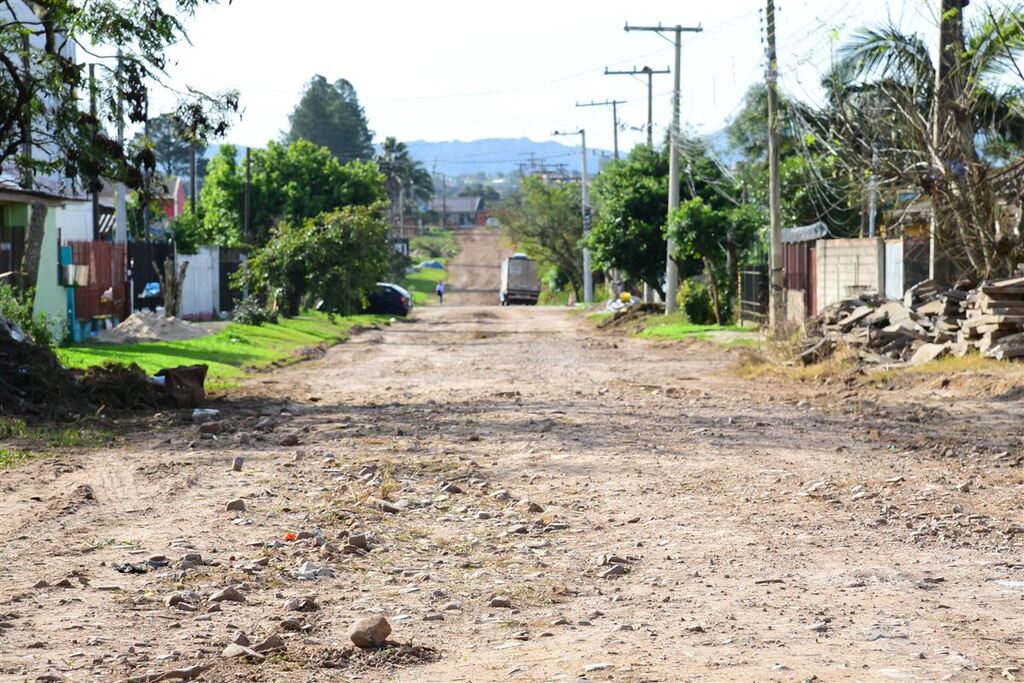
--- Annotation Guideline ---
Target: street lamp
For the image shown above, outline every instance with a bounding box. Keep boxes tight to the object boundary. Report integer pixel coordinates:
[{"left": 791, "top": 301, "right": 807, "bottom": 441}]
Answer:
[{"left": 552, "top": 129, "right": 593, "bottom": 305}]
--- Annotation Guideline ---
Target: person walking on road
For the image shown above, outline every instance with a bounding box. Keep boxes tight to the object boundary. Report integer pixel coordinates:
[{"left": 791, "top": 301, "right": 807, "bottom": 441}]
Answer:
[{"left": 436, "top": 281, "right": 445, "bottom": 306}]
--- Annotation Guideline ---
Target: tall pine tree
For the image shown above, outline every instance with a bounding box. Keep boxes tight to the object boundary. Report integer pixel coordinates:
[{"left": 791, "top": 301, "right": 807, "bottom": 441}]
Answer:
[{"left": 286, "top": 76, "right": 374, "bottom": 162}]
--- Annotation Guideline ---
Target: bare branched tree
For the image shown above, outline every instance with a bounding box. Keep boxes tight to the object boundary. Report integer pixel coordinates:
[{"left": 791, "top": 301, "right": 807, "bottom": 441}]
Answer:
[{"left": 809, "top": 3, "right": 1024, "bottom": 279}]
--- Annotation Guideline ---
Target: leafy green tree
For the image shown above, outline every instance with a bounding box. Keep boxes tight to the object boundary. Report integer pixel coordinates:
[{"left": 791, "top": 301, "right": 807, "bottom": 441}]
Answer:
[
  {"left": 668, "top": 197, "right": 731, "bottom": 324},
  {"left": 286, "top": 75, "right": 374, "bottom": 162},
  {"left": 197, "top": 143, "right": 244, "bottom": 246},
  {"left": 145, "top": 113, "right": 205, "bottom": 178},
  {"left": 589, "top": 145, "right": 669, "bottom": 298},
  {"left": 0, "top": 0, "right": 237, "bottom": 190},
  {"left": 727, "top": 85, "right": 860, "bottom": 236},
  {"left": 199, "top": 140, "right": 386, "bottom": 246},
  {"left": 502, "top": 177, "right": 583, "bottom": 300},
  {"left": 236, "top": 205, "right": 389, "bottom": 317}
]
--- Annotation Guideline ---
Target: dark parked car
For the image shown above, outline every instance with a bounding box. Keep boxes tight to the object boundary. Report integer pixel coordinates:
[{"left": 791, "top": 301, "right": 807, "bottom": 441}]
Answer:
[{"left": 363, "top": 282, "right": 413, "bottom": 316}]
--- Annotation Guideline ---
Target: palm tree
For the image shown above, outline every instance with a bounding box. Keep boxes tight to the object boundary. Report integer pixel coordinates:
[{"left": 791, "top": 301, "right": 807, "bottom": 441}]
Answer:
[
  {"left": 818, "top": 3, "right": 1024, "bottom": 277},
  {"left": 375, "top": 137, "right": 434, "bottom": 232}
]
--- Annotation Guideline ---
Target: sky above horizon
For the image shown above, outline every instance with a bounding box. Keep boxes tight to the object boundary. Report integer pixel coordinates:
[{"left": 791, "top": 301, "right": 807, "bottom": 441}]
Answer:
[{"left": 142, "top": 0, "right": 944, "bottom": 158}]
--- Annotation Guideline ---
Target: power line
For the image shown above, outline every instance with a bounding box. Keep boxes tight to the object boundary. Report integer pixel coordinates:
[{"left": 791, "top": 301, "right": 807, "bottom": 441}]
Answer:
[{"left": 575, "top": 99, "right": 627, "bottom": 159}]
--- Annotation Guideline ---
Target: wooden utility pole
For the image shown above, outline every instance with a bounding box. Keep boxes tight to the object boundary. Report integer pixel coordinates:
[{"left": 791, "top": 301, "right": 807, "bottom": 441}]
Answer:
[
  {"left": 554, "top": 129, "right": 593, "bottom": 304},
  {"left": 604, "top": 66, "right": 670, "bottom": 148},
  {"left": 89, "top": 64, "right": 100, "bottom": 241},
  {"left": 766, "top": 0, "right": 785, "bottom": 335},
  {"left": 243, "top": 147, "right": 252, "bottom": 242},
  {"left": 575, "top": 99, "right": 627, "bottom": 160},
  {"left": 114, "top": 50, "right": 127, "bottom": 244},
  {"left": 189, "top": 139, "right": 197, "bottom": 216},
  {"left": 929, "top": 0, "right": 969, "bottom": 280},
  {"left": 625, "top": 22, "right": 703, "bottom": 314}
]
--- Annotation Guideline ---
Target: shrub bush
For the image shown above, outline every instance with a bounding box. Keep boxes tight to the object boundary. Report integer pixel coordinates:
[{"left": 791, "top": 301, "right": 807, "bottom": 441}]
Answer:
[
  {"left": 232, "top": 296, "right": 278, "bottom": 326},
  {"left": 0, "top": 283, "right": 55, "bottom": 347},
  {"left": 678, "top": 278, "right": 714, "bottom": 325}
]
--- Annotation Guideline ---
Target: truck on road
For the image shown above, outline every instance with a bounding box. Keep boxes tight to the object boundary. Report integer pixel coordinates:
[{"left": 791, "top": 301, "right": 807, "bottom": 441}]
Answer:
[{"left": 499, "top": 254, "right": 541, "bottom": 306}]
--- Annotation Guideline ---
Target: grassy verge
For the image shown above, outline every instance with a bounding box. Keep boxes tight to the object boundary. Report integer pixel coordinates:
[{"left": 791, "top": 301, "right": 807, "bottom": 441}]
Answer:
[
  {"left": 57, "top": 312, "right": 387, "bottom": 391},
  {"left": 635, "top": 314, "right": 760, "bottom": 344},
  {"left": 410, "top": 227, "right": 458, "bottom": 260},
  {"left": 402, "top": 263, "right": 446, "bottom": 306}
]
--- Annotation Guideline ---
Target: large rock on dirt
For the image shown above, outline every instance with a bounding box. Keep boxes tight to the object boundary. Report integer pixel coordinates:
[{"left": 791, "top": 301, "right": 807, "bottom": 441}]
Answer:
[
  {"left": 209, "top": 586, "right": 246, "bottom": 603},
  {"left": 910, "top": 342, "right": 950, "bottom": 366},
  {"left": 226, "top": 498, "right": 246, "bottom": 512},
  {"left": 222, "top": 642, "right": 265, "bottom": 662},
  {"left": 349, "top": 614, "right": 391, "bottom": 648}
]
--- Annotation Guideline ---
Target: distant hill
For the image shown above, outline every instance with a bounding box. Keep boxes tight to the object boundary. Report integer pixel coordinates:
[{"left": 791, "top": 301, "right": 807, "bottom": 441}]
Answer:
[
  {"left": 404, "top": 138, "right": 613, "bottom": 177},
  {"left": 205, "top": 132, "right": 742, "bottom": 179}
]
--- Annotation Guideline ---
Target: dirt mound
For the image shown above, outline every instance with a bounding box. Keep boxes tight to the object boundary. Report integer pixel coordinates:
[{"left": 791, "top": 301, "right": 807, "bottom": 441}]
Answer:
[
  {"left": 96, "top": 311, "right": 211, "bottom": 344},
  {"left": 1, "top": 314, "right": 156, "bottom": 415},
  {"left": 597, "top": 303, "right": 665, "bottom": 331}
]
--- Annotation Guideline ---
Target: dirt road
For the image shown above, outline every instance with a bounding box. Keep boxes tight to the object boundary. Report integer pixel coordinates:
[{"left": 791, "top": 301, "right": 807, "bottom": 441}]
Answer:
[
  {"left": 1, "top": 307, "right": 1022, "bottom": 682},
  {"left": 443, "top": 227, "right": 512, "bottom": 306}
]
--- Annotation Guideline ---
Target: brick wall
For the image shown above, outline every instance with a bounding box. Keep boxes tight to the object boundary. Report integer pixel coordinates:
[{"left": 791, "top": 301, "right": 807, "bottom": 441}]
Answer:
[{"left": 815, "top": 238, "right": 884, "bottom": 310}]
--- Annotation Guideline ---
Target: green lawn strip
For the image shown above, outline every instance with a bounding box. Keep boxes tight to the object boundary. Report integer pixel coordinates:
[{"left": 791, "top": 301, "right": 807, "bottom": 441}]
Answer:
[
  {"left": 637, "top": 315, "right": 758, "bottom": 341},
  {"left": 402, "top": 263, "right": 446, "bottom": 306},
  {"left": 56, "top": 313, "right": 387, "bottom": 390},
  {"left": 409, "top": 228, "right": 458, "bottom": 260}
]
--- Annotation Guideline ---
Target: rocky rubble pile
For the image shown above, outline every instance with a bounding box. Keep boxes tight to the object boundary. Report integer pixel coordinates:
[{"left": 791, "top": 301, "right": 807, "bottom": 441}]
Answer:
[{"left": 799, "top": 276, "right": 1024, "bottom": 365}]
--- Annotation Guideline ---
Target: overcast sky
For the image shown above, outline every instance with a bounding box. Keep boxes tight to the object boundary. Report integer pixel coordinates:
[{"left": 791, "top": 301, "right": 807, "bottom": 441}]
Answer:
[{"left": 144, "top": 0, "right": 941, "bottom": 155}]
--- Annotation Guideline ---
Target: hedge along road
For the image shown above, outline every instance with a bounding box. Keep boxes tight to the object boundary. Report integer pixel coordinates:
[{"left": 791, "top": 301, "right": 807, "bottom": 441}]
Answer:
[{"left": 0, "top": 304, "right": 1021, "bottom": 681}]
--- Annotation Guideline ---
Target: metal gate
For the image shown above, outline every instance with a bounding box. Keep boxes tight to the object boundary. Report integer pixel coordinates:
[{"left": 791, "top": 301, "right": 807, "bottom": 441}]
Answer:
[{"left": 740, "top": 263, "right": 768, "bottom": 324}]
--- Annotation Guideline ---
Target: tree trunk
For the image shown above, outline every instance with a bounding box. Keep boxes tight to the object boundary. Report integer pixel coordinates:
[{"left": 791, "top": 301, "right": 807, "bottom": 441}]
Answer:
[
  {"left": 19, "top": 201, "right": 46, "bottom": 295},
  {"left": 704, "top": 256, "right": 722, "bottom": 326},
  {"left": 726, "top": 242, "right": 739, "bottom": 308},
  {"left": 157, "top": 257, "right": 188, "bottom": 318}
]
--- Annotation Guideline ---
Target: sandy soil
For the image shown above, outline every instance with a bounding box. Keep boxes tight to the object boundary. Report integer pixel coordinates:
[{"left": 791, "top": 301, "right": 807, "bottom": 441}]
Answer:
[
  {"left": 1, "top": 231, "right": 1022, "bottom": 682},
  {"left": 0, "top": 305, "right": 1021, "bottom": 682}
]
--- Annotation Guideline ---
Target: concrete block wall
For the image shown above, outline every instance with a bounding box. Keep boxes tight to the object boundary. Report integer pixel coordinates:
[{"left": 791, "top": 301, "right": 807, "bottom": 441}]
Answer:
[{"left": 815, "top": 238, "right": 884, "bottom": 310}]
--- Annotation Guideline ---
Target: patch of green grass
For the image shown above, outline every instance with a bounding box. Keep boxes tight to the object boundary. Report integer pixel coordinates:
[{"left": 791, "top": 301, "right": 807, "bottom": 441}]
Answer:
[
  {"left": 589, "top": 312, "right": 613, "bottom": 322},
  {"left": 1, "top": 417, "right": 106, "bottom": 449},
  {"left": 0, "top": 448, "right": 34, "bottom": 469},
  {"left": 402, "top": 264, "right": 446, "bottom": 306},
  {"left": 637, "top": 314, "right": 758, "bottom": 341},
  {"left": 56, "top": 312, "right": 386, "bottom": 391},
  {"left": 410, "top": 228, "right": 458, "bottom": 260}
]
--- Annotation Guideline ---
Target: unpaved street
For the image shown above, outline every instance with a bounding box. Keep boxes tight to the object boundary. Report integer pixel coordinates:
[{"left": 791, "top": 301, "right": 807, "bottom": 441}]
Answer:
[{"left": 1, "top": 306, "right": 1022, "bottom": 682}]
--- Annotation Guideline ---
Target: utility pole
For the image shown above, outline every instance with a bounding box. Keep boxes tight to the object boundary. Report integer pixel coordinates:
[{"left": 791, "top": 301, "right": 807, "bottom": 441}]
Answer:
[
  {"left": 766, "top": 0, "right": 785, "bottom": 334},
  {"left": 554, "top": 129, "right": 592, "bottom": 305},
  {"left": 575, "top": 100, "right": 626, "bottom": 160},
  {"left": 626, "top": 21, "right": 702, "bottom": 315},
  {"left": 114, "top": 49, "right": 127, "bottom": 244},
  {"left": 604, "top": 66, "right": 670, "bottom": 148},
  {"left": 89, "top": 63, "right": 100, "bottom": 241},
  {"left": 243, "top": 147, "right": 252, "bottom": 242},
  {"left": 868, "top": 145, "right": 878, "bottom": 238},
  {"left": 189, "top": 139, "right": 197, "bottom": 217},
  {"left": 142, "top": 99, "right": 150, "bottom": 240},
  {"left": 440, "top": 173, "right": 447, "bottom": 229},
  {"left": 929, "top": 0, "right": 969, "bottom": 280}
]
